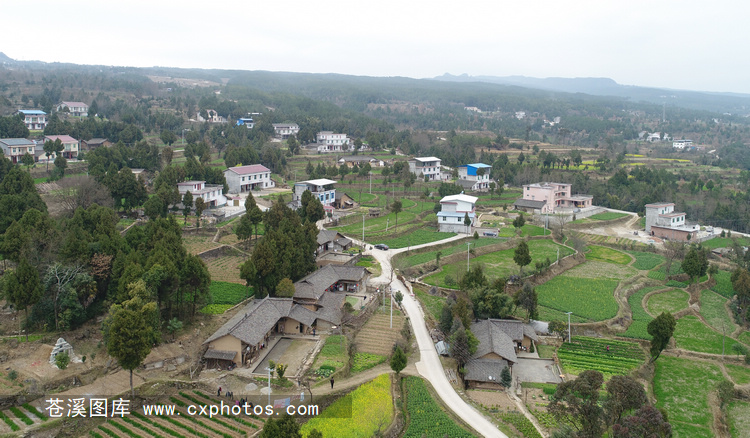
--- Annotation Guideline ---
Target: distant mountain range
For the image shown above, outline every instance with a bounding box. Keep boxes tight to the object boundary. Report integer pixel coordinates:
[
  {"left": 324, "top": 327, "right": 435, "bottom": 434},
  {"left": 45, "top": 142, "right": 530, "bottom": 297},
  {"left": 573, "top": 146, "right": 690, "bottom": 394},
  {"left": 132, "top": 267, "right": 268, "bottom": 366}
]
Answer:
[{"left": 434, "top": 73, "right": 750, "bottom": 115}]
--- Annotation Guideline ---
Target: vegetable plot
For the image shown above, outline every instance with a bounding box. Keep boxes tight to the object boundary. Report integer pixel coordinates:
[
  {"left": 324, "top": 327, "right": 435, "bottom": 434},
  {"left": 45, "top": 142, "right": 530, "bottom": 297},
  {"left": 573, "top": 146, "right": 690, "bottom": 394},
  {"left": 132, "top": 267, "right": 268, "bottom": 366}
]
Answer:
[
  {"left": 558, "top": 337, "right": 645, "bottom": 377},
  {"left": 402, "top": 377, "right": 474, "bottom": 438},
  {"left": 536, "top": 276, "right": 619, "bottom": 321}
]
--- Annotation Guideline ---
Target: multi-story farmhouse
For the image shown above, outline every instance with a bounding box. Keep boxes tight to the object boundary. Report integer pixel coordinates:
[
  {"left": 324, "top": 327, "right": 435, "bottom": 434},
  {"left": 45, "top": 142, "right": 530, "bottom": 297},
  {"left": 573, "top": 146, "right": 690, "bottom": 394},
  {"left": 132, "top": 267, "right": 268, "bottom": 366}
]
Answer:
[{"left": 223, "top": 164, "right": 275, "bottom": 194}]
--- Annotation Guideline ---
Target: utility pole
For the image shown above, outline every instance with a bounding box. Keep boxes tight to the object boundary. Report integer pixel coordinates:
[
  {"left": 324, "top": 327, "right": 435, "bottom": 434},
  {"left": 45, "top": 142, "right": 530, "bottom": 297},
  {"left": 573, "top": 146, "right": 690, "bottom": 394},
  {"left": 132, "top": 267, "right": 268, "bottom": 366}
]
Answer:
[
  {"left": 362, "top": 214, "right": 365, "bottom": 245},
  {"left": 467, "top": 242, "right": 471, "bottom": 272},
  {"left": 722, "top": 323, "right": 725, "bottom": 359},
  {"left": 390, "top": 287, "right": 393, "bottom": 328},
  {"left": 566, "top": 312, "right": 572, "bottom": 343},
  {"left": 369, "top": 172, "right": 372, "bottom": 194}
]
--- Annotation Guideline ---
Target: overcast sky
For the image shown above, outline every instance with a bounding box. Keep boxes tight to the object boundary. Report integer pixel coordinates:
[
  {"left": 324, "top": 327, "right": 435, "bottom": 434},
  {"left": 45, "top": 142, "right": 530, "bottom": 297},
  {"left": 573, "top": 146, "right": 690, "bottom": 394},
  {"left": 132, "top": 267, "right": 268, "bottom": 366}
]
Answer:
[{"left": 5, "top": 1, "right": 750, "bottom": 94}]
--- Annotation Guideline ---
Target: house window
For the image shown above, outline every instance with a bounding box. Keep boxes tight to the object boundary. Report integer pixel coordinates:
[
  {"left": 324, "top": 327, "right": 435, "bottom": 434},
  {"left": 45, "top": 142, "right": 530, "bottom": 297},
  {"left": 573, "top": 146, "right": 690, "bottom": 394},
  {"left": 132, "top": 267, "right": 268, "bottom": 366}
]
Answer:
[{"left": 442, "top": 216, "right": 446, "bottom": 221}]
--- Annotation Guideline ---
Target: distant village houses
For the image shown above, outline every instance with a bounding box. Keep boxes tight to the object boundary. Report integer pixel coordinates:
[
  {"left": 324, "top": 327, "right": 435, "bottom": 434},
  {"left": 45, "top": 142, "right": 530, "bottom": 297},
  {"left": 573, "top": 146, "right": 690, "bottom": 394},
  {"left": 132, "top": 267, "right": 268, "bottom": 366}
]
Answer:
[
  {"left": 17, "top": 110, "right": 47, "bottom": 130},
  {"left": 44, "top": 135, "right": 79, "bottom": 159},
  {"left": 56, "top": 101, "right": 89, "bottom": 117},
  {"left": 177, "top": 181, "right": 227, "bottom": 207},
  {"left": 408, "top": 156, "right": 442, "bottom": 181},
  {"left": 316, "top": 131, "right": 350, "bottom": 153},
  {"left": 457, "top": 163, "right": 492, "bottom": 192},
  {"left": 0, "top": 138, "right": 35, "bottom": 164},
  {"left": 272, "top": 123, "right": 300, "bottom": 139}
]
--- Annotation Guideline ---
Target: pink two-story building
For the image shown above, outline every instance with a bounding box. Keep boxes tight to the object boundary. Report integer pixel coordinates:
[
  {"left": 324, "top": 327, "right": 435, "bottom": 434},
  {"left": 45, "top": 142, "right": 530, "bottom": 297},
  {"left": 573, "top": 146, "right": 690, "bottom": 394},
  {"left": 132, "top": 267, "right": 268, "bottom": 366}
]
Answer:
[{"left": 514, "top": 182, "right": 592, "bottom": 214}]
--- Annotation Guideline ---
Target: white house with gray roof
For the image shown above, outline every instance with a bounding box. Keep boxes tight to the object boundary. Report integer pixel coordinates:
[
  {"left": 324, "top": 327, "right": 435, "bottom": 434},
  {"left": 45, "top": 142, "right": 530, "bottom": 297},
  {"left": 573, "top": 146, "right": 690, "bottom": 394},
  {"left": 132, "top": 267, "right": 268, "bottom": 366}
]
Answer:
[{"left": 0, "top": 138, "right": 36, "bottom": 164}]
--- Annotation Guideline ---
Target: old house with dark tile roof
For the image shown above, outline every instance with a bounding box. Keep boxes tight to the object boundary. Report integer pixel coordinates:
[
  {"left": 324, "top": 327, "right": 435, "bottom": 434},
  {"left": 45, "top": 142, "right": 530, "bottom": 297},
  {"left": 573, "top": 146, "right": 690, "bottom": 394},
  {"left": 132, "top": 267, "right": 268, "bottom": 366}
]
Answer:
[{"left": 465, "top": 319, "right": 538, "bottom": 389}]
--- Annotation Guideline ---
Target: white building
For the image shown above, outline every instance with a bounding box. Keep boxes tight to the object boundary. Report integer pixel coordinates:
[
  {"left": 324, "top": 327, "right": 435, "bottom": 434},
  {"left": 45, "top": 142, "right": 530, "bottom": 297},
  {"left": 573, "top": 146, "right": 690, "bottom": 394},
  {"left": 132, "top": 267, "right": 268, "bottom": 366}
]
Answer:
[
  {"left": 236, "top": 117, "right": 255, "bottom": 129},
  {"left": 17, "top": 110, "right": 47, "bottom": 130},
  {"left": 457, "top": 163, "right": 493, "bottom": 191},
  {"left": 273, "top": 123, "right": 300, "bottom": 139},
  {"left": 672, "top": 139, "right": 693, "bottom": 150},
  {"left": 223, "top": 164, "right": 275, "bottom": 194},
  {"left": 408, "top": 156, "right": 442, "bottom": 181},
  {"left": 177, "top": 181, "right": 227, "bottom": 207},
  {"left": 316, "top": 131, "right": 350, "bottom": 153},
  {"left": 437, "top": 194, "right": 478, "bottom": 233},
  {"left": 57, "top": 101, "right": 89, "bottom": 117},
  {"left": 292, "top": 179, "right": 337, "bottom": 207},
  {"left": 645, "top": 202, "right": 698, "bottom": 241}
]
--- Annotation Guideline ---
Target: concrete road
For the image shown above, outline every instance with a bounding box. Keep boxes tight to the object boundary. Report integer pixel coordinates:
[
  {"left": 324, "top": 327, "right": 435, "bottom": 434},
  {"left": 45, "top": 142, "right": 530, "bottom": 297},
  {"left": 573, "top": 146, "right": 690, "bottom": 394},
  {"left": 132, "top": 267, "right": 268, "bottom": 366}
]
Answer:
[{"left": 364, "top": 236, "right": 508, "bottom": 438}]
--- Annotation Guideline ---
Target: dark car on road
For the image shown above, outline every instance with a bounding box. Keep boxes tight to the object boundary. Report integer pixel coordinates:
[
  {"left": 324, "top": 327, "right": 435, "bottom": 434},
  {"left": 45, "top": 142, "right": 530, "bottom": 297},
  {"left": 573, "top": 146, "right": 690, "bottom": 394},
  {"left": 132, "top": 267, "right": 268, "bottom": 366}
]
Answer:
[{"left": 374, "top": 244, "right": 389, "bottom": 250}]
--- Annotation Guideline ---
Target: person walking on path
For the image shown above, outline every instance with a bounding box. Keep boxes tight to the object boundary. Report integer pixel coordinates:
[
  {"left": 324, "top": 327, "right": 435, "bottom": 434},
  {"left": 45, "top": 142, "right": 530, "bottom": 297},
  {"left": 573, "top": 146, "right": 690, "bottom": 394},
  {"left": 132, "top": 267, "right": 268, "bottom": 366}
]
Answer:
[
  {"left": 218, "top": 387, "right": 222, "bottom": 397},
  {"left": 330, "top": 378, "right": 334, "bottom": 389}
]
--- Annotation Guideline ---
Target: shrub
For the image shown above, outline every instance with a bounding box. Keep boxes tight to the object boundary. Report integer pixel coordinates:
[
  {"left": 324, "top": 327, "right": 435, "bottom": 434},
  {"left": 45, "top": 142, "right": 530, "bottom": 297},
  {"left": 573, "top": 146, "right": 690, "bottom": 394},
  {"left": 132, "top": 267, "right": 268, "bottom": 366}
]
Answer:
[
  {"left": 55, "top": 352, "right": 70, "bottom": 370},
  {"left": 8, "top": 370, "right": 17, "bottom": 381}
]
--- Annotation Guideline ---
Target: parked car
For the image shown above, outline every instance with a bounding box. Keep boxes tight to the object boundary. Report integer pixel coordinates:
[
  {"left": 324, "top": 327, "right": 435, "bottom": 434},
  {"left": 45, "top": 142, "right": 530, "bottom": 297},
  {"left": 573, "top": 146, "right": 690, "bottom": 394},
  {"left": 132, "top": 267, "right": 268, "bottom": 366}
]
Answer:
[{"left": 374, "top": 243, "right": 389, "bottom": 250}]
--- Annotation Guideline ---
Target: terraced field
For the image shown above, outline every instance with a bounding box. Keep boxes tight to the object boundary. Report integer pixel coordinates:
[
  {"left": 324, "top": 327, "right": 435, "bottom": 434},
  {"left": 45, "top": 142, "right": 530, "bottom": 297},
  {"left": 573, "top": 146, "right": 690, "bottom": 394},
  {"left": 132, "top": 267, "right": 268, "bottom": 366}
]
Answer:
[
  {"left": 557, "top": 336, "right": 645, "bottom": 378},
  {"left": 204, "top": 255, "right": 247, "bottom": 284},
  {"left": 354, "top": 308, "right": 406, "bottom": 356},
  {"left": 647, "top": 289, "right": 689, "bottom": 316},
  {"left": 85, "top": 390, "right": 263, "bottom": 438}
]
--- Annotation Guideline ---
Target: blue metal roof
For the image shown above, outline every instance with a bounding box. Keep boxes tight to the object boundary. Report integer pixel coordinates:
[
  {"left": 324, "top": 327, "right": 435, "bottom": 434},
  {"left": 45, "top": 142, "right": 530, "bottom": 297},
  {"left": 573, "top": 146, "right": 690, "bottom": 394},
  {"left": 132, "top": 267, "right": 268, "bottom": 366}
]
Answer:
[
  {"left": 18, "top": 109, "right": 47, "bottom": 115},
  {"left": 467, "top": 163, "right": 491, "bottom": 168}
]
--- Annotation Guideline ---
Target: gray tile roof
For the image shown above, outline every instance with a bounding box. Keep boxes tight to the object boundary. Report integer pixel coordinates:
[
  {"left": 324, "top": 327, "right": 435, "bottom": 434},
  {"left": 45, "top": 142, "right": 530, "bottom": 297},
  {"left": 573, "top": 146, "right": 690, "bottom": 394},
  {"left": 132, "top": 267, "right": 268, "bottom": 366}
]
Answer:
[
  {"left": 471, "top": 319, "right": 538, "bottom": 363},
  {"left": 513, "top": 199, "right": 547, "bottom": 209},
  {"left": 294, "top": 265, "right": 368, "bottom": 300},
  {"left": 204, "top": 292, "right": 345, "bottom": 347},
  {"left": 472, "top": 320, "right": 518, "bottom": 363},
  {"left": 465, "top": 358, "right": 509, "bottom": 383},
  {"left": 0, "top": 138, "right": 35, "bottom": 146},
  {"left": 204, "top": 349, "right": 237, "bottom": 361}
]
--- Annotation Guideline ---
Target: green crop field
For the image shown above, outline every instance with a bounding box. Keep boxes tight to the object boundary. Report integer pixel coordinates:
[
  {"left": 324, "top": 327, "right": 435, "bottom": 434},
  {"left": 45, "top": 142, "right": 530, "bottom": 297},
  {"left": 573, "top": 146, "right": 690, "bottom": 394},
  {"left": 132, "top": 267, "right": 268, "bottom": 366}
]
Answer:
[
  {"left": 711, "top": 270, "right": 735, "bottom": 298},
  {"left": 557, "top": 337, "right": 645, "bottom": 377},
  {"left": 725, "top": 364, "right": 750, "bottom": 385},
  {"left": 536, "top": 276, "right": 619, "bottom": 321},
  {"left": 209, "top": 281, "right": 250, "bottom": 304},
  {"left": 536, "top": 305, "right": 589, "bottom": 323},
  {"left": 414, "top": 288, "right": 446, "bottom": 322},
  {"left": 423, "top": 239, "right": 573, "bottom": 288},
  {"left": 729, "top": 400, "right": 750, "bottom": 438},
  {"left": 621, "top": 286, "right": 664, "bottom": 339},
  {"left": 402, "top": 377, "right": 474, "bottom": 438},
  {"left": 398, "top": 238, "right": 499, "bottom": 268},
  {"left": 589, "top": 212, "right": 629, "bottom": 221},
  {"left": 585, "top": 245, "right": 632, "bottom": 265},
  {"left": 700, "top": 236, "right": 750, "bottom": 250},
  {"left": 699, "top": 289, "right": 738, "bottom": 334},
  {"left": 379, "top": 229, "right": 456, "bottom": 249},
  {"left": 625, "top": 251, "right": 665, "bottom": 270},
  {"left": 562, "top": 261, "right": 637, "bottom": 281},
  {"left": 654, "top": 356, "right": 724, "bottom": 438},
  {"left": 646, "top": 289, "right": 689, "bottom": 316},
  {"left": 673, "top": 315, "right": 745, "bottom": 354}
]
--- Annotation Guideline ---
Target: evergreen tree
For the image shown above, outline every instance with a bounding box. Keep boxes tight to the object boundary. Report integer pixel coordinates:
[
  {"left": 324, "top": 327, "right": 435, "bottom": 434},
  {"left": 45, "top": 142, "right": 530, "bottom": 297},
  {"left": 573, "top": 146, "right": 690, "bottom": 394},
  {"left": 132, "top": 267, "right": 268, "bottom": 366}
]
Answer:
[
  {"left": 500, "top": 366, "right": 512, "bottom": 388},
  {"left": 390, "top": 345, "right": 407, "bottom": 375},
  {"left": 514, "top": 241, "right": 532, "bottom": 275},
  {"left": 647, "top": 312, "right": 676, "bottom": 363}
]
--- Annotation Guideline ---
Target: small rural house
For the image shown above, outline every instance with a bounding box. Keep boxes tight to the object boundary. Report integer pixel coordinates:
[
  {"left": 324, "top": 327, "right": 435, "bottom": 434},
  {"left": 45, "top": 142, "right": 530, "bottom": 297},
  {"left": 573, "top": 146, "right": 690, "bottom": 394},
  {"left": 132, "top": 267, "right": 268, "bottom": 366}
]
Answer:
[
  {"left": 57, "top": 101, "right": 89, "bottom": 117},
  {"left": 645, "top": 202, "right": 699, "bottom": 241},
  {"left": 0, "top": 138, "right": 35, "bottom": 164},
  {"left": 437, "top": 194, "right": 477, "bottom": 233},
  {"left": 514, "top": 182, "right": 592, "bottom": 214},
  {"left": 291, "top": 179, "right": 337, "bottom": 208},
  {"left": 465, "top": 319, "right": 538, "bottom": 389},
  {"left": 177, "top": 181, "right": 227, "bottom": 207},
  {"left": 408, "top": 156, "right": 441, "bottom": 181},
  {"left": 82, "top": 138, "right": 111, "bottom": 150},
  {"left": 457, "top": 163, "right": 493, "bottom": 191},
  {"left": 272, "top": 123, "right": 300, "bottom": 139},
  {"left": 44, "top": 135, "right": 80, "bottom": 159},
  {"left": 17, "top": 110, "right": 47, "bottom": 130},
  {"left": 316, "top": 131, "right": 350, "bottom": 153}
]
